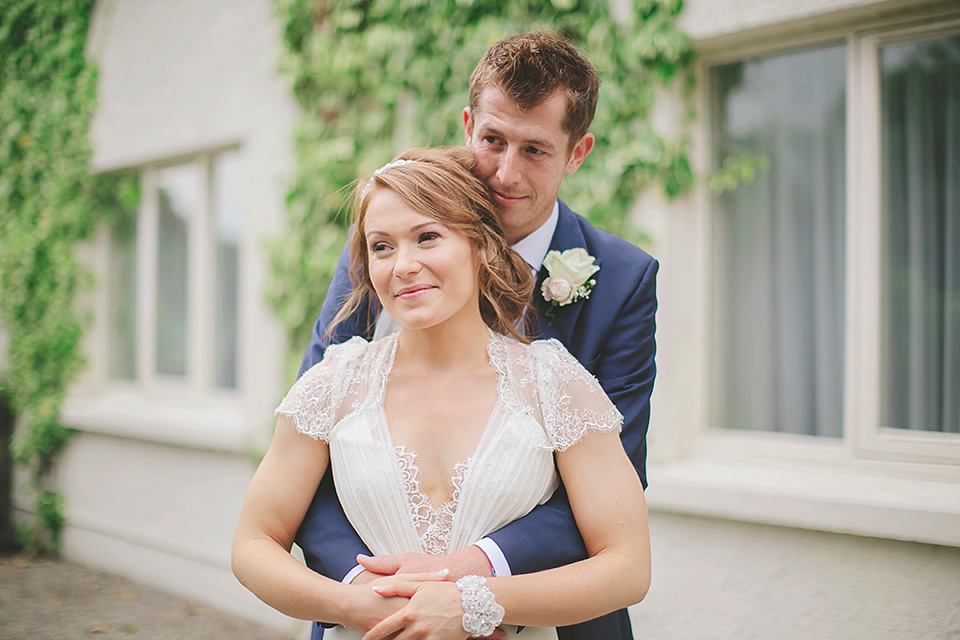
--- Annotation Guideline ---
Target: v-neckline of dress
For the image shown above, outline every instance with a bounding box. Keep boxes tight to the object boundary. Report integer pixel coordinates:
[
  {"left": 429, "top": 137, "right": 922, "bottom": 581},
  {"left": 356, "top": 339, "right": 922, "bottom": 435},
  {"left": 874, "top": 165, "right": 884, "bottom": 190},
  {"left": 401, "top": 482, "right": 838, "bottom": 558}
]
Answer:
[{"left": 375, "top": 331, "right": 509, "bottom": 554}]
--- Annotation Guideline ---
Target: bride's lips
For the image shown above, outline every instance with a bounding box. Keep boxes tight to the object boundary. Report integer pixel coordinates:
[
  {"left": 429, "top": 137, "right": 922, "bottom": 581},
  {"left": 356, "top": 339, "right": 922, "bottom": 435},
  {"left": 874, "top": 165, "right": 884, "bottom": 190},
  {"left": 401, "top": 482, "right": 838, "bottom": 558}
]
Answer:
[{"left": 395, "top": 284, "right": 434, "bottom": 300}]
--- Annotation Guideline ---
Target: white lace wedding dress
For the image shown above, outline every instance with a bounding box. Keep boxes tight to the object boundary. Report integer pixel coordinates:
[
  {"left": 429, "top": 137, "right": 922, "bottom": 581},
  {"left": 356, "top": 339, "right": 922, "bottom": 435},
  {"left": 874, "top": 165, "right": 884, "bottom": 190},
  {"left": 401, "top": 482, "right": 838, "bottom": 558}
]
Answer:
[{"left": 277, "top": 331, "right": 622, "bottom": 639}]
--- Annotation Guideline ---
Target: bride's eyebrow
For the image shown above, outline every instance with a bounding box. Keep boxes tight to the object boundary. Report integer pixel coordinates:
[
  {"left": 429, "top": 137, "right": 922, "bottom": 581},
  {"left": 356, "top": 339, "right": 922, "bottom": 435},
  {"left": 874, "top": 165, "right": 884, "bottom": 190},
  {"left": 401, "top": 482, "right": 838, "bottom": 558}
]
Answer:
[
  {"left": 411, "top": 221, "right": 443, "bottom": 232},
  {"left": 366, "top": 221, "right": 443, "bottom": 239},
  {"left": 365, "top": 230, "right": 391, "bottom": 243}
]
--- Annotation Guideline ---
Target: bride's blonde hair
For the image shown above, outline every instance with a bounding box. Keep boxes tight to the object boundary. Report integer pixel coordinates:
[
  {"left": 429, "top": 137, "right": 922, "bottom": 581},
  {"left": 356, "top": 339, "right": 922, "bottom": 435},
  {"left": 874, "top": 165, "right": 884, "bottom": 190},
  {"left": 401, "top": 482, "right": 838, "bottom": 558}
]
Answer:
[{"left": 329, "top": 146, "right": 533, "bottom": 341}]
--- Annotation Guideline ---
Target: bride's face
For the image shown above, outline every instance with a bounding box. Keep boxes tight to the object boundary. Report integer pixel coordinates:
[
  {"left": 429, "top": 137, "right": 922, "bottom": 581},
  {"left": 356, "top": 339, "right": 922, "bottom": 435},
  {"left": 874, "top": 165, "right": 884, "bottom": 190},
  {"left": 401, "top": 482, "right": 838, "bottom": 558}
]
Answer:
[{"left": 364, "top": 188, "right": 481, "bottom": 331}]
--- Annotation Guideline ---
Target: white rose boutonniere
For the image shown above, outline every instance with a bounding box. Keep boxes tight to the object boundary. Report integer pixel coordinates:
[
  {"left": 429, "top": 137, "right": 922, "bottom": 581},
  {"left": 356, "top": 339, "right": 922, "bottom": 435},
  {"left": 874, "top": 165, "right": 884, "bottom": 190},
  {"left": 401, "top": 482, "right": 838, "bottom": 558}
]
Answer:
[{"left": 541, "top": 248, "right": 599, "bottom": 310}]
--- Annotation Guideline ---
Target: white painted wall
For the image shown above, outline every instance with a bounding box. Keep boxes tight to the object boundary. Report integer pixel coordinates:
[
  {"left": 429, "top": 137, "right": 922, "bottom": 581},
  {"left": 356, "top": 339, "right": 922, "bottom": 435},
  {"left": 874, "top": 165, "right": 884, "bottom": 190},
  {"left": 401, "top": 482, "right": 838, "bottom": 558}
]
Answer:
[
  {"left": 54, "top": 434, "right": 287, "bottom": 627},
  {"left": 631, "top": 512, "right": 960, "bottom": 640},
  {"left": 88, "top": 0, "right": 295, "bottom": 173}
]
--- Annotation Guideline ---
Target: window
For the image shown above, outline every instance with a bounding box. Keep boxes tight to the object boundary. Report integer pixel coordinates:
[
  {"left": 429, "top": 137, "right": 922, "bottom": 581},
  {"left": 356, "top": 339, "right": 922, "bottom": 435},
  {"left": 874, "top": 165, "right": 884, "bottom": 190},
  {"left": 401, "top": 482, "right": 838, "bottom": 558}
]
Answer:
[
  {"left": 212, "top": 152, "right": 243, "bottom": 389},
  {"left": 107, "top": 149, "right": 244, "bottom": 391},
  {"left": 880, "top": 34, "right": 960, "bottom": 435},
  {"left": 645, "top": 11, "right": 960, "bottom": 549},
  {"left": 155, "top": 164, "right": 197, "bottom": 377},
  {"left": 710, "top": 44, "right": 847, "bottom": 437},
  {"left": 705, "top": 21, "right": 960, "bottom": 457},
  {"left": 851, "top": 24, "right": 960, "bottom": 464},
  {"left": 709, "top": 26, "right": 960, "bottom": 444},
  {"left": 107, "top": 204, "right": 137, "bottom": 381}
]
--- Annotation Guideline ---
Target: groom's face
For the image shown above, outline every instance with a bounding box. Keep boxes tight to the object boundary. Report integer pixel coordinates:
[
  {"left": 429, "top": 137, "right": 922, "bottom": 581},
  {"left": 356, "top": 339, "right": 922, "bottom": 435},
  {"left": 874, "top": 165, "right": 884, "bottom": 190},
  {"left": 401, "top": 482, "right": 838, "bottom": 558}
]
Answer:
[{"left": 464, "top": 86, "right": 594, "bottom": 245}]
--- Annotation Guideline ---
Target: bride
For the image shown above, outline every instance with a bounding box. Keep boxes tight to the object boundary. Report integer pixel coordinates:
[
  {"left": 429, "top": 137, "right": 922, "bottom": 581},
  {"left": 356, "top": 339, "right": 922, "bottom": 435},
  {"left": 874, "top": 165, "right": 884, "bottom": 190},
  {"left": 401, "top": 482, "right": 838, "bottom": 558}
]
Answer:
[{"left": 232, "top": 147, "right": 650, "bottom": 639}]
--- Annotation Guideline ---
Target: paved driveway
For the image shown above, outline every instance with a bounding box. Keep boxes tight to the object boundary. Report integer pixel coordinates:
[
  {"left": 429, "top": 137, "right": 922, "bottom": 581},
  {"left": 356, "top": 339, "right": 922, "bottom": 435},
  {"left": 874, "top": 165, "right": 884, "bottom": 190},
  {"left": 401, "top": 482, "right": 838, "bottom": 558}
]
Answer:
[{"left": 0, "top": 554, "right": 291, "bottom": 640}]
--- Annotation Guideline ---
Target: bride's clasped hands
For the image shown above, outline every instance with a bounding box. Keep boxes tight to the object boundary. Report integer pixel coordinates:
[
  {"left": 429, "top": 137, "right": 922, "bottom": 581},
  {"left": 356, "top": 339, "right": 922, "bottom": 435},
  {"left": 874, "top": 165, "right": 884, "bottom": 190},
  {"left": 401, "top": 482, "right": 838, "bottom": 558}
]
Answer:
[
  {"left": 363, "top": 571, "right": 472, "bottom": 640},
  {"left": 356, "top": 550, "right": 509, "bottom": 640}
]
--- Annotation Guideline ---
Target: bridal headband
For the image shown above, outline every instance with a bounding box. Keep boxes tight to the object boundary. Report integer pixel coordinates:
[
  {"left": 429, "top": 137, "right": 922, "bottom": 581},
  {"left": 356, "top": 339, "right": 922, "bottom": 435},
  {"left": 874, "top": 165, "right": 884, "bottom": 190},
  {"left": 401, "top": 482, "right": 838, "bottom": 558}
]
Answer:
[{"left": 360, "top": 158, "right": 419, "bottom": 200}]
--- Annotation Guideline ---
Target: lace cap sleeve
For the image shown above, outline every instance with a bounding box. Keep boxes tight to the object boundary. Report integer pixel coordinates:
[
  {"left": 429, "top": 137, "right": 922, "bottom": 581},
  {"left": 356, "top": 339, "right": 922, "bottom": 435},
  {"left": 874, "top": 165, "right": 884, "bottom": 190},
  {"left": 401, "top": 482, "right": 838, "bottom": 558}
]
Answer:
[
  {"left": 275, "top": 336, "right": 369, "bottom": 440},
  {"left": 529, "top": 339, "right": 623, "bottom": 451}
]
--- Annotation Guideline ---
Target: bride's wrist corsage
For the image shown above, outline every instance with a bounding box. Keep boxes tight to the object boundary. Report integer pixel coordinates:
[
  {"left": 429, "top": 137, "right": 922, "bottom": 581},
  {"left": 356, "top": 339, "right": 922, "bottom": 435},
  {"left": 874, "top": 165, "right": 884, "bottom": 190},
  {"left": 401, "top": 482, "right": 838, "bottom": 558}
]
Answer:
[
  {"left": 456, "top": 575, "right": 504, "bottom": 637},
  {"left": 541, "top": 248, "right": 599, "bottom": 318}
]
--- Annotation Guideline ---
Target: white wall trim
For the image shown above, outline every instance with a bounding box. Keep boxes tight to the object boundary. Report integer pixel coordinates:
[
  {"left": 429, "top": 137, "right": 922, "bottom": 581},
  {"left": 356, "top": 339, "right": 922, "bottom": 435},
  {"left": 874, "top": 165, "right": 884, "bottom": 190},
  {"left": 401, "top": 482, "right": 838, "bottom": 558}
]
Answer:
[
  {"left": 92, "top": 139, "right": 243, "bottom": 175},
  {"left": 688, "top": 0, "right": 960, "bottom": 57},
  {"left": 61, "top": 391, "right": 259, "bottom": 454},
  {"left": 646, "top": 457, "right": 960, "bottom": 547}
]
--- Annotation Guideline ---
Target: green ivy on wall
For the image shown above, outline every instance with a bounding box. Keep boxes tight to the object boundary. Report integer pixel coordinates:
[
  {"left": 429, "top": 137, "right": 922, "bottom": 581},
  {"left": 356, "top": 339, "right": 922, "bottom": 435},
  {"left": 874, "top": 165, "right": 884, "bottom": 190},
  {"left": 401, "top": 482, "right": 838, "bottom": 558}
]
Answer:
[
  {"left": 0, "top": 0, "right": 137, "bottom": 554},
  {"left": 270, "top": 0, "right": 694, "bottom": 372}
]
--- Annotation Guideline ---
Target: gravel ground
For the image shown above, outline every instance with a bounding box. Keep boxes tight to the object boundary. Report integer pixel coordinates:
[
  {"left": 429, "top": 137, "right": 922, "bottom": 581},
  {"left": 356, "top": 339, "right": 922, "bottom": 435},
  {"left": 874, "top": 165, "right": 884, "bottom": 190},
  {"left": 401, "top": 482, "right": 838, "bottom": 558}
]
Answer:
[{"left": 0, "top": 554, "right": 292, "bottom": 640}]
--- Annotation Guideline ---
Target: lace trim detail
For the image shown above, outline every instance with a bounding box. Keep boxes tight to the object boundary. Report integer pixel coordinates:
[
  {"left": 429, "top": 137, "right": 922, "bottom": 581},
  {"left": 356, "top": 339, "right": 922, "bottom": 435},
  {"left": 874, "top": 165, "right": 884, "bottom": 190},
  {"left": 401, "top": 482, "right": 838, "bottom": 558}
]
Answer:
[
  {"left": 278, "top": 334, "right": 400, "bottom": 441},
  {"left": 487, "top": 331, "right": 537, "bottom": 426},
  {"left": 488, "top": 333, "right": 622, "bottom": 451},
  {"left": 362, "top": 333, "right": 399, "bottom": 409},
  {"left": 275, "top": 336, "right": 369, "bottom": 440},
  {"left": 546, "top": 403, "right": 622, "bottom": 451},
  {"left": 531, "top": 339, "right": 622, "bottom": 450},
  {"left": 395, "top": 445, "right": 470, "bottom": 555}
]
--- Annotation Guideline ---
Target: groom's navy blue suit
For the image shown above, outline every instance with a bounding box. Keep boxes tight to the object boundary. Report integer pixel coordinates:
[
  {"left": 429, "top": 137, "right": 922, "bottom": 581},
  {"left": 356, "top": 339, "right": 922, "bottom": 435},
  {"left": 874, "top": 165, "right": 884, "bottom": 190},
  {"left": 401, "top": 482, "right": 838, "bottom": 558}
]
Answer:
[{"left": 297, "top": 200, "right": 657, "bottom": 640}]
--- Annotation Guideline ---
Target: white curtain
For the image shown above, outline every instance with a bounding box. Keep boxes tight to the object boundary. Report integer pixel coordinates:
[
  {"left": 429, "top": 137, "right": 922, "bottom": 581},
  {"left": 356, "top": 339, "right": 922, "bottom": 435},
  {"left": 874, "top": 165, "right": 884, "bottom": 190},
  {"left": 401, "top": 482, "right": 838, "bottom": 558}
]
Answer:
[
  {"left": 108, "top": 209, "right": 138, "bottom": 380},
  {"left": 881, "top": 35, "right": 960, "bottom": 434},
  {"left": 711, "top": 44, "right": 847, "bottom": 437}
]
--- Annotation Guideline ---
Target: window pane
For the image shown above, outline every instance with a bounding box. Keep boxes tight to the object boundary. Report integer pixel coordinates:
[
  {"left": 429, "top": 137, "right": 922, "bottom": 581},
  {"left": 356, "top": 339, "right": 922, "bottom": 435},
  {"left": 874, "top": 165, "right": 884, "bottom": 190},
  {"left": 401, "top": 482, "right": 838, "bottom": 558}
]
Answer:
[
  {"left": 711, "top": 44, "right": 846, "bottom": 436},
  {"left": 108, "top": 204, "right": 137, "bottom": 380},
  {"left": 881, "top": 34, "right": 960, "bottom": 434},
  {"left": 212, "top": 151, "right": 242, "bottom": 389},
  {"left": 155, "top": 164, "right": 199, "bottom": 377}
]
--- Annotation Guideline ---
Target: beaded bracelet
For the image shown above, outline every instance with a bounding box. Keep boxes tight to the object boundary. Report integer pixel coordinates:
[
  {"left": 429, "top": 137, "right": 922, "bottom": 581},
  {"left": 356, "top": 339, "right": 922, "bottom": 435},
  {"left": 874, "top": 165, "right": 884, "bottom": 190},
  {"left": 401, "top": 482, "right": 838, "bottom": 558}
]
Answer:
[{"left": 455, "top": 574, "right": 505, "bottom": 637}]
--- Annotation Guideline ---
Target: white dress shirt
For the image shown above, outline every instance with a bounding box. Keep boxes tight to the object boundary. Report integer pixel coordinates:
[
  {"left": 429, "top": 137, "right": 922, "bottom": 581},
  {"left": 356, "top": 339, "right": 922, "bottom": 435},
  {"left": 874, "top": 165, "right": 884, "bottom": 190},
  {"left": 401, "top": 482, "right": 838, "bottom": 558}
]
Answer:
[{"left": 508, "top": 200, "right": 559, "bottom": 275}]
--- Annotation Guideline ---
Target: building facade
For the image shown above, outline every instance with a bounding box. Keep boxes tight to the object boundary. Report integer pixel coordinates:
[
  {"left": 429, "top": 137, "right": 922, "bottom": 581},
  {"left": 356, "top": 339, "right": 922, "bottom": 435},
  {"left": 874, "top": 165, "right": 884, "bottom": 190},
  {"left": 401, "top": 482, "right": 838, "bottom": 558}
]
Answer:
[
  {"left": 39, "top": 0, "right": 299, "bottom": 631},
  {"left": 14, "top": 0, "right": 959, "bottom": 637}
]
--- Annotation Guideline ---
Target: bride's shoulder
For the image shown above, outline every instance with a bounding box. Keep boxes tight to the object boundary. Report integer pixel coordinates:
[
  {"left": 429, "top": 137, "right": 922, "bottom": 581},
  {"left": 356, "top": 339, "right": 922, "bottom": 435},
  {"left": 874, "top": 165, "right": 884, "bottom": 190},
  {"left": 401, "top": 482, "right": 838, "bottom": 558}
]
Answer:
[
  {"left": 277, "top": 335, "right": 388, "bottom": 440},
  {"left": 300, "top": 334, "right": 387, "bottom": 379},
  {"left": 525, "top": 337, "right": 581, "bottom": 367},
  {"left": 521, "top": 338, "right": 608, "bottom": 397},
  {"left": 491, "top": 334, "right": 592, "bottom": 383},
  {"left": 322, "top": 334, "right": 371, "bottom": 361},
  {"left": 489, "top": 331, "right": 577, "bottom": 365}
]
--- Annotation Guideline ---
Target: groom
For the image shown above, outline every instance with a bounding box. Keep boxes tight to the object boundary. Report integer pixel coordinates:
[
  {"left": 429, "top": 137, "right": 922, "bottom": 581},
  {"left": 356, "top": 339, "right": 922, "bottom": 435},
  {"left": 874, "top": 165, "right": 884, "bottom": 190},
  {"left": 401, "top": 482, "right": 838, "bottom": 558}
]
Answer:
[{"left": 297, "top": 31, "right": 657, "bottom": 640}]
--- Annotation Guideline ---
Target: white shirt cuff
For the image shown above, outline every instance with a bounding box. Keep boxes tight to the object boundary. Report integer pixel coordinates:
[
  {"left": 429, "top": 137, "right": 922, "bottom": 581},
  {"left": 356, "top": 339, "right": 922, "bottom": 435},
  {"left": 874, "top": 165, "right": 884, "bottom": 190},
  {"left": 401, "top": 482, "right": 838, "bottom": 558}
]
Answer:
[
  {"left": 473, "top": 538, "right": 512, "bottom": 578},
  {"left": 341, "top": 564, "right": 366, "bottom": 584}
]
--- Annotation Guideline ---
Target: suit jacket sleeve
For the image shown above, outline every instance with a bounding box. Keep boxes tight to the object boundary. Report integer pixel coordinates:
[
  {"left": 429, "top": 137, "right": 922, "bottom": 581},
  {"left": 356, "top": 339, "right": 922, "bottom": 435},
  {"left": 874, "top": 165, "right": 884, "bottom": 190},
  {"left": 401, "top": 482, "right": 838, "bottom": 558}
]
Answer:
[
  {"left": 485, "top": 257, "right": 658, "bottom": 575},
  {"left": 295, "top": 241, "right": 374, "bottom": 581}
]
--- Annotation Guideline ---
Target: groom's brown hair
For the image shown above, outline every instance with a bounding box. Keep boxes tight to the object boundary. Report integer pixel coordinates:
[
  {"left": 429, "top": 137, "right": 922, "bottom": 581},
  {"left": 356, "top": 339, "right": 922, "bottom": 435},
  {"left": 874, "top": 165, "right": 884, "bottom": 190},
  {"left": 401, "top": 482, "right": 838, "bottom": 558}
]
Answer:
[{"left": 468, "top": 30, "right": 600, "bottom": 150}]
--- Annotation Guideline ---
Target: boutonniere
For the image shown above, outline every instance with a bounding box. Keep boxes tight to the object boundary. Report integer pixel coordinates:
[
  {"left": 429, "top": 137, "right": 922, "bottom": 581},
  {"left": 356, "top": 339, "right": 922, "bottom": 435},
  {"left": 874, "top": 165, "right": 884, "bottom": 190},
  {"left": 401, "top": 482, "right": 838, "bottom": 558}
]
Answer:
[{"left": 540, "top": 248, "right": 599, "bottom": 313}]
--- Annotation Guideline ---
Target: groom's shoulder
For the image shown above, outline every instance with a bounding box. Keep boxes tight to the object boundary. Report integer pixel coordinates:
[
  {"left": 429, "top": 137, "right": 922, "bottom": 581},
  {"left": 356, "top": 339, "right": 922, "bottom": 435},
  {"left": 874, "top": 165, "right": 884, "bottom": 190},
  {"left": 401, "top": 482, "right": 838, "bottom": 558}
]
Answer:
[{"left": 562, "top": 203, "right": 657, "bottom": 274}]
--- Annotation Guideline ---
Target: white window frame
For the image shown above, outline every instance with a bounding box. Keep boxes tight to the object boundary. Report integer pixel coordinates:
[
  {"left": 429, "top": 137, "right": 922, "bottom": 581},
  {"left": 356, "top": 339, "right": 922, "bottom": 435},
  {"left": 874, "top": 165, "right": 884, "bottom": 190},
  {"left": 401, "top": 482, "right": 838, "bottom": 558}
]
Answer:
[
  {"left": 850, "top": 20, "right": 960, "bottom": 465},
  {"left": 646, "top": 8, "right": 960, "bottom": 548},
  {"left": 127, "top": 149, "right": 245, "bottom": 396},
  {"left": 63, "top": 145, "right": 256, "bottom": 453}
]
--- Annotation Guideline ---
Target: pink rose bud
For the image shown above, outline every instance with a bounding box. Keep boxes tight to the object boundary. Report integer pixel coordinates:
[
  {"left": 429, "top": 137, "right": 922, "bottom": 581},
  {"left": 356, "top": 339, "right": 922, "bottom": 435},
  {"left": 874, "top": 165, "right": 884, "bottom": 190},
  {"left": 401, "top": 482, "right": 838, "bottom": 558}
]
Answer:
[{"left": 546, "top": 277, "right": 573, "bottom": 304}]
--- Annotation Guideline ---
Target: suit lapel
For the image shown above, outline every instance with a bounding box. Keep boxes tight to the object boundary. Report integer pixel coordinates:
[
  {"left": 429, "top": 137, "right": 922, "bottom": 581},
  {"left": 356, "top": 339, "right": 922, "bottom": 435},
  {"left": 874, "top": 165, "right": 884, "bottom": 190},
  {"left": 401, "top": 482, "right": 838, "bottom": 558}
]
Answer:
[{"left": 531, "top": 201, "right": 598, "bottom": 344}]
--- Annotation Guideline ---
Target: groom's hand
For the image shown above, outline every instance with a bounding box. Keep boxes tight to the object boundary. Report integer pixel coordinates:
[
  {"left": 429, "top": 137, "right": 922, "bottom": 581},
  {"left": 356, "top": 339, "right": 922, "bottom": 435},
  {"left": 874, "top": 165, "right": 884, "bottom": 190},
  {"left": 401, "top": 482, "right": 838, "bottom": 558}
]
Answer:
[{"left": 357, "top": 546, "right": 493, "bottom": 581}]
